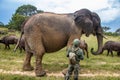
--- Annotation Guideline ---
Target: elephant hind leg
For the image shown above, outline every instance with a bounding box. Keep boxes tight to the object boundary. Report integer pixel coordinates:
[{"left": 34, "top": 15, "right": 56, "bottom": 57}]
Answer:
[
  {"left": 23, "top": 51, "right": 34, "bottom": 71},
  {"left": 24, "top": 35, "right": 46, "bottom": 76},
  {"left": 35, "top": 46, "right": 46, "bottom": 77},
  {"left": 23, "top": 39, "right": 34, "bottom": 71}
]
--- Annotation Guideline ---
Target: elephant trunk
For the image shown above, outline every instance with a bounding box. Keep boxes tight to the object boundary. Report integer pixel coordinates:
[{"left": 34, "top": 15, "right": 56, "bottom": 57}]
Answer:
[{"left": 91, "top": 33, "right": 103, "bottom": 55}]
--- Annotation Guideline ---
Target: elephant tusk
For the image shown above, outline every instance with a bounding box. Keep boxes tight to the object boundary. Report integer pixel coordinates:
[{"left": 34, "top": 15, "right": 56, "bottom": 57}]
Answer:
[
  {"left": 97, "top": 32, "right": 107, "bottom": 39},
  {"left": 101, "top": 34, "right": 107, "bottom": 39}
]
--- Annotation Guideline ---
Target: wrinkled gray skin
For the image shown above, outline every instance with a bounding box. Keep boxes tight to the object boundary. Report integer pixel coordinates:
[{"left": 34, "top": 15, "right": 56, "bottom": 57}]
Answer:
[
  {"left": 98, "top": 41, "right": 120, "bottom": 57},
  {"left": 91, "top": 12, "right": 103, "bottom": 55},
  {"left": 16, "top": 9, "right": 103, "bottom": 77},
  {"left": 79, "top": 40, "right": 89, "bottom": 58},
  {"left": 0, "top": 35, "right": 18, "bottom": 49}
]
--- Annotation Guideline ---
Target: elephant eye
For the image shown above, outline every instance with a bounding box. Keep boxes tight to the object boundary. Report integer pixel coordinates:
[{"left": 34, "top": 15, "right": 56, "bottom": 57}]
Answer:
[{"left": 78, "top": 15, "right": 84, "bottom": 18}]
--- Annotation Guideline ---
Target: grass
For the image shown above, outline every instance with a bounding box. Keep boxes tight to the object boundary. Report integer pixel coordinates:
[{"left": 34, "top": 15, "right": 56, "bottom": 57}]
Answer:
[
  {"left": 0, "top": 73, "right": 64, "bottom": 80},
  {"left": 0, "top": 73, "right": 120, "bottom": 80},
  {"left": 80, "top": 76, "right": 120, "bottom": 80},
  {"left": 0, "top": 29, "right": 120, "bottom": 80}
]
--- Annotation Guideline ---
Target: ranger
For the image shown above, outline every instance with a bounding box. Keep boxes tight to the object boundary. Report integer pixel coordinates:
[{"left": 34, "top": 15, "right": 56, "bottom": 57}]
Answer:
[{"left": 65, "top": 39, "right": 84, "bottom": 80}]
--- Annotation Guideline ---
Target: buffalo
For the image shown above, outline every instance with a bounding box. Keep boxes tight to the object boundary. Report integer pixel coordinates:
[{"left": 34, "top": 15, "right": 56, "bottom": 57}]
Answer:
[
  {"left": 91, "top": 41, "right": 120, "bottom": 57},
  {"left": 0, "top": 35, "right": 18, "bottom": 49}
]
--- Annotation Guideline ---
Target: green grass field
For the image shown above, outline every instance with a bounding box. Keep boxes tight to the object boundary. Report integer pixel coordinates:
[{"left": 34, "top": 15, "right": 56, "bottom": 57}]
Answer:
[{"left": 0, "top": 30, "right": 120, "bottom": 80}]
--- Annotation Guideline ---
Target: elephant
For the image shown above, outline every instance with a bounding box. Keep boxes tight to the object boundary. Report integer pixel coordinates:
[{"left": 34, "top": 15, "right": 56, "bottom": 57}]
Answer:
[
  {"left": 15, "top": 8, "right": 103, "bottom": 77},
  {"left": 79, "top": 40, "right": 89, "bottom": 58},
  {"left": 0, "top": 35, "right": 18, "bottom": 49},
  {"left": 95, "top": 41, "right": 120, "bottom": 57}
]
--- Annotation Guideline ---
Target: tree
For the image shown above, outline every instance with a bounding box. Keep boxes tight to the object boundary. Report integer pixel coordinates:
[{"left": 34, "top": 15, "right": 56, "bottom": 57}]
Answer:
[
  {"left": 15, "top": 4, "right": 37, "bottom": 16},
  {"left": 8, "top": 4, "right": 44, "bottom": 31},
  {"left": 8, "top": 14, "right": 27, "bottom": 30},
  {"left": 0, "top": 22, "right": 4, "bottom": 27},
  {"left": 102, "top": 26, "right": 111, "bottom": 32},
  {"left": 37, "top": 10, "right": 44, "bottom": 13},
  {"left": 115, "top": 28, "right": 120, "bottom": 35}
]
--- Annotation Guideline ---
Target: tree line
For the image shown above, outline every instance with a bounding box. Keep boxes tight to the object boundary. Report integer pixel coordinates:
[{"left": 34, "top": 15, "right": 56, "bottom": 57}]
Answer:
[
  {"left": 102, "top": 26, "right": 120, "bottom": 36},
  {"left": 0, "top": 4, "right": 43, "bottom": 31},
  {"left": 0, "top": 4, "right": 120, "bottom": 36}
]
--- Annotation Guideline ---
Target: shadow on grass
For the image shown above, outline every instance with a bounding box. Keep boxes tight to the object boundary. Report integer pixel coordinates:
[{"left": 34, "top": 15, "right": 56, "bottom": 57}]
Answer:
[{"left": 43, "top": 63, "right": 68, "bottom": 72}]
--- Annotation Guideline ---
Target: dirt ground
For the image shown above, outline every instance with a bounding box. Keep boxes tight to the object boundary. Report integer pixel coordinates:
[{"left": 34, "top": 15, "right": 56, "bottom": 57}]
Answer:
[{"left": 0, "top": 69, "right": 120, "bottom": 77}]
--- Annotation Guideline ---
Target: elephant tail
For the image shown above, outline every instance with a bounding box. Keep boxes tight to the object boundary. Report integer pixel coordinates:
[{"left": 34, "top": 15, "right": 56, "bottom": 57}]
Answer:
[
  {"left": 14, "top": 31, "right": 24, "bottom": 52},
  {"left": 100, "top": 33, "right": 107, "bottom": 39},
  {"left": 14, "top": 17, "right": 29, "bottom": 52}
]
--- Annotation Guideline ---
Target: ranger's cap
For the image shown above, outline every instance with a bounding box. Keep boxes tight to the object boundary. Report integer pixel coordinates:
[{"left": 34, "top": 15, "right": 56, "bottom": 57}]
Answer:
[{"left": 73, "top": 39, "right": 80, "bottom": 46}]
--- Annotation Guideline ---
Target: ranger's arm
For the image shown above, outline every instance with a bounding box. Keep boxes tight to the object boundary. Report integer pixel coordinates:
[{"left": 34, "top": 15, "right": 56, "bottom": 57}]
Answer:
[
  {"left": 80, "top": 51, "right": 84, "bottom": 60},
  {"left": 66, "top": 48, "right": 71, "bottom": 57},
  {"left": 78, "top": 49, "right": 84, "bottom": 60}
]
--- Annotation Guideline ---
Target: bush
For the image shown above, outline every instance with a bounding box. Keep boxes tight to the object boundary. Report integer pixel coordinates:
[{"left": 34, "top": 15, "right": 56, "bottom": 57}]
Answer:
[
  {"left": 104, "top": 32, "right": 119, "bottom": 36},
  {"left": 8, "top": 14, "right": 27, "bottom": 31}
]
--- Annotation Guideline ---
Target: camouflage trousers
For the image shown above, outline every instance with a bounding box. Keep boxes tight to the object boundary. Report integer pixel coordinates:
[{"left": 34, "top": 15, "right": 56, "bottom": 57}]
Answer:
[{"left": 65, "top": 63, "right": 80, "bottom": 80}]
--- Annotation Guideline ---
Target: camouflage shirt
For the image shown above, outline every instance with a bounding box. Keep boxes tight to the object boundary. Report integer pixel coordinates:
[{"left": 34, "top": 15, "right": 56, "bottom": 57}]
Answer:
[{"left": 67, "top": 46, "right": 84, "bottom": 62}]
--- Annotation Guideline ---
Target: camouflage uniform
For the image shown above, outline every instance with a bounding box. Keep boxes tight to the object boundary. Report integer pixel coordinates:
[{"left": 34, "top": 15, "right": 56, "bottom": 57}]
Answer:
[{"left": 65, "top": 39, "right": 84, "bottom": 80}]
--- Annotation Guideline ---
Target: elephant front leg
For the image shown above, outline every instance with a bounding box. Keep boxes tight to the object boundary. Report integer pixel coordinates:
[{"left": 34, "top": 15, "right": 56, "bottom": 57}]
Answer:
[
  {"left": 35, "top": 52, "right": 46, "bottom": 77},
  {"left": 23, "top": 51, "right": 34, "bottom": 71}
]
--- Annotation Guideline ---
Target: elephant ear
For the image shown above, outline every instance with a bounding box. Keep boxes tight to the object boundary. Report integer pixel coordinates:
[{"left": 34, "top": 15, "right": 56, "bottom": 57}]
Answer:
[
  {"left": 74, "top": 9, "right": 93, "bottom": 36},
  {"left": 92, "top": 12, "right": 103, "bottom": 35}
]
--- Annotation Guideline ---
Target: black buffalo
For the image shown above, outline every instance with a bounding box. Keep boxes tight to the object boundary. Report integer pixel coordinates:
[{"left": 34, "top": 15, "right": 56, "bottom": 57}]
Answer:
[
  {"left": 0, "top": 35, "right": 18, "bottom": 49},
  {"left": 95, "top": 41, "right": 120, "bottom": 57}
]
